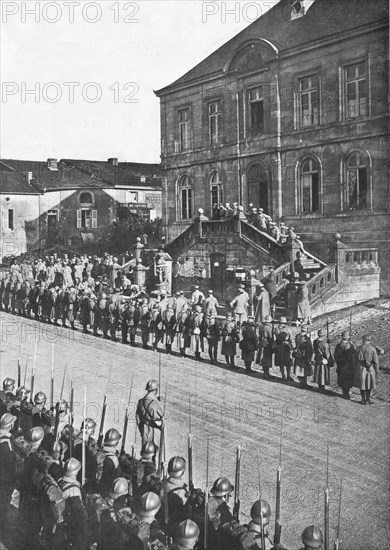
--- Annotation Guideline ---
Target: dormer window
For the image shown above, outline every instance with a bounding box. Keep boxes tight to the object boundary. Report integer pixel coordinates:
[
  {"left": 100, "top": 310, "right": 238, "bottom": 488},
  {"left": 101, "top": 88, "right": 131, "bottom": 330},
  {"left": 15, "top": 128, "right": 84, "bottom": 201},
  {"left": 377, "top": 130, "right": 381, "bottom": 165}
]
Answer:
[{"left": 79, "top": 192, "right": 94, "bottom": 206}]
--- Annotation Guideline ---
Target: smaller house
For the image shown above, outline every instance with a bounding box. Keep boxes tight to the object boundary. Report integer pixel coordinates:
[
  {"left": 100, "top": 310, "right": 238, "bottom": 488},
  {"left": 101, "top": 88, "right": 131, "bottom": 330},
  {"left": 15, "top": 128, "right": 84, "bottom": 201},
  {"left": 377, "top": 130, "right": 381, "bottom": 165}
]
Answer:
[{"left": 0, "top": 157, "right": 162, "bottom": 260}]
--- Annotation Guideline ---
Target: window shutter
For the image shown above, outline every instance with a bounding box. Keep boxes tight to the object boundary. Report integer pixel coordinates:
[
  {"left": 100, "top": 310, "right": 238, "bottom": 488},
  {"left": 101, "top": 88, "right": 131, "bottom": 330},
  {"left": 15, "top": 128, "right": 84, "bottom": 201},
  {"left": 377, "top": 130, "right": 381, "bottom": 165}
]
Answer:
[
  {"left": 77, "top": 209, "right": 82, "bottom": 228},
  {"left": 92, "top": 210, "right": 98, "bottom": 228}
]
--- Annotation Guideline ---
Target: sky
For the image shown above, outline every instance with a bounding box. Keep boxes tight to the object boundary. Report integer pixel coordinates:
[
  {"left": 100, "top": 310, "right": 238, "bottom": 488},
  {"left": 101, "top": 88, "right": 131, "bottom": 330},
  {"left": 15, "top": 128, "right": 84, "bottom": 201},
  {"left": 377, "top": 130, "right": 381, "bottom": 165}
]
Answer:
[{"left": 1, "top": 1, "right": 274, "bottom": 163}]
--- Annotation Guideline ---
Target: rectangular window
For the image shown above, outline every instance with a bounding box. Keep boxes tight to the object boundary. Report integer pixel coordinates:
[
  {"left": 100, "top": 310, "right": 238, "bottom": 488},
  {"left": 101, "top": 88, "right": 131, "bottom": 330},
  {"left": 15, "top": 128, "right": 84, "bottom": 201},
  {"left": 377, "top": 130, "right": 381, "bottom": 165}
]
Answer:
[
  {"left": 178, "top": 109, "right": 190, "bottom": 150},
  {"left": 208, "top": 100, "right": 221, "bottom": 145},
  {"left": 210, "top": 185, "right": 223, "bottom": 208},
  {"left": 80, "top": 210, "right": 91, "bottom": 229},
  {"left": 8, "top": 209, "right": 14, "bottom": 230},
  {"left": 345, "top": 62, "right": 367, "bottom": 118},
  {"left": 248, "top": 87, "right": 264, "bottom": 133},
  {"left": 299, "top": 76, "right": 319, "bottom": 127}
]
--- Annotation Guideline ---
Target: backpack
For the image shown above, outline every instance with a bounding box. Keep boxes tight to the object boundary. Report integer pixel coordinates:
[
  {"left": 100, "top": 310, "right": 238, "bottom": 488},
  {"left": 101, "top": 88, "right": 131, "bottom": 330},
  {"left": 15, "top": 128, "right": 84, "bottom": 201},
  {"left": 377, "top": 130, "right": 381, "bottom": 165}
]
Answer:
[
  {"left": 32, "top": 468, "right": 66, "bottom": 524},
  {"left": 95, "top": 450, "right": 119, "bottom": 482}
]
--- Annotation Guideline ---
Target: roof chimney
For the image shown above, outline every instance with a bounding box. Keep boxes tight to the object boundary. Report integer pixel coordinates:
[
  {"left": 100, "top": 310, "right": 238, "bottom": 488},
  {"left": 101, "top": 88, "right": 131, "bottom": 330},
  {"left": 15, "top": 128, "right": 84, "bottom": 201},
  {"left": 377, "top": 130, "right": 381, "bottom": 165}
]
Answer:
[
  {"left": 47, "top": 158, "right": 58, "bottom": 171},
  {"left": 108, "top": 158, "right": 119, "bottom": 166}
]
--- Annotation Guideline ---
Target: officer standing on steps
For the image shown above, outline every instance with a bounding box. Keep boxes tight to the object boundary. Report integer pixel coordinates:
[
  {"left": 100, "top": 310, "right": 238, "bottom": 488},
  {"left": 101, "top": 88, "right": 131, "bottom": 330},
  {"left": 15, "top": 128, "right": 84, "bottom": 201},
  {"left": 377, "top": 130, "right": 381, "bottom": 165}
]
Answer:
[
  {"left": 356, "top": 334, "right": 379, "bottom": 405},
  {"left": 299, "top": 525, "right": 323, "bottom": 549},
  {"left": 136, "top": 380, "right": 165, "bottom": 447}
]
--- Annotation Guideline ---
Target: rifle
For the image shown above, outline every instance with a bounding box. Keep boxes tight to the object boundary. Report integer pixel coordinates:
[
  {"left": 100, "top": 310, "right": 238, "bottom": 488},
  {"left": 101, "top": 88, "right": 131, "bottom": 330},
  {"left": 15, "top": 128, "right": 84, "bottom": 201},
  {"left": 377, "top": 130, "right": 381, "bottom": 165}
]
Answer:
[
  {"left": 81, "top": 386, "right": 87, "bottom": 487},
  {"left": 53, "top": 402, "right": 61, "bottom": 440},
  {"left": 157, "top": 382, "right": 168, "bottom": 477},
  {"left": 257, "top": 452, "right": 266, "bottom": 550},
  {"left": 334, "top": 478, "right": 342, "bottom": 550},
  {"left": 97, "top": 362, "right": 113, "bottom": 449},
  {"left": 349, "top": 310, "right": 352, "bottom": 342},
  {"left": 69, "top": 380, "right": 74, "bottom": 459},
  {"left": 324, "top": 444, "right": 330, "bottom": 550},
  {"left": 30, "top": 341, "right": 37, "bottom": 401},
  {"left": 17, "top": 357, "right": 21, "bottom": 388},
  {"left": 234, "top": 445, "right": 241, "bottom": 521},
  {"left": 158, "top": 351, "right": 162, "bottom": 401},
  {"left": 162, "top": 461, "right": 170, "bottom": 546},
  {"left": 121, "top": 374, "right": 134, "bottom": 455},
  {"left": 188, "top": 396, "right": 194, "bottom": 491},
  {"left": 50, "top": 343, "right": 55, "bottom": 410},
  {"left": 274, "top": 417, "right": 283, "bottom": 546},
  {"left": 204, "top": 437, "right": 209, "bottom": 550}
]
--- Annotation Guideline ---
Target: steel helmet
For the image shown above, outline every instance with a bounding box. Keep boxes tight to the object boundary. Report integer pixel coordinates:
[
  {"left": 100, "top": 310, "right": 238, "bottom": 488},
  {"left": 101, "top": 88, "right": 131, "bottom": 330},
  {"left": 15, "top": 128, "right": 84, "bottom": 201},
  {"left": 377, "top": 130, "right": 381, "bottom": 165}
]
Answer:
[
  {"left": 109, "top": 477, "right": 129, "bottom": 499},
  {"left": 250, "top": 499, "right": 272, "bottom": 524},
  {"left": 0, "top": 412, "right": 16, "bottom": 429},
  {"left": 264, "top": 315, "right": 272, "bottom": 323},
  {"left": 64, "top": 457, "right": 81, "bottom": 476},
  {"left": 3, "top": 377, "right": 15, "bottom": 391},
  {"left": 141, "top": 441, "right": 156, "bottom": 460},
  {"left": 51, "top": 440, "right": 64, "bottom": 460},
  {"left": 168, "top": 456, "right": 186, "bottom": 478},
  {"left": 301, "top": 525, "right": 324, "bottom": 548},
  {"left": 34, "top": 392, "right": 47, "bottom": 405},
  {"left": 175, "top": 519, "right": 200, "bottom": 549},
  {"left": 138, "top": 491, "right": 161, "bottom": 518},
  {"left": 81, "top": 418, "right": 97, "bottom": 431},
  {"left": 210, "top": 477, "right": 234, "bottom": 497},
  {"left": 104, "top": 428, "right": 121, "bottom": 447},
  {"left": 57, "top": 399, "right": 68, "bottom": 413},
  {"left": 145, "top": 379, "right": 159, "bottom": 392},
  {"left": 16, "top": 386, "right": 30, "bottom": 400},
  {"left": 25, "top": 426, "right": 44, "bottom": 444},
  {"left": 279, "top": 316, "right": 287, "bottom": 324}
]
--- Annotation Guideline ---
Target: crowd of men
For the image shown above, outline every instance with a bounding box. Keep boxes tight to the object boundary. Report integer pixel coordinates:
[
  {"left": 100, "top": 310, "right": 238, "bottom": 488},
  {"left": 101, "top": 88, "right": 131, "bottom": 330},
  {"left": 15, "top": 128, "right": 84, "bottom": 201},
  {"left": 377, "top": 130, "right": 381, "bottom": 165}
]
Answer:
[
  {"left": 0, "top": 253, "right": 379, "bottom": 401},
  {"left": 1, "top": 372, "right": 335, "bottom": 550}
]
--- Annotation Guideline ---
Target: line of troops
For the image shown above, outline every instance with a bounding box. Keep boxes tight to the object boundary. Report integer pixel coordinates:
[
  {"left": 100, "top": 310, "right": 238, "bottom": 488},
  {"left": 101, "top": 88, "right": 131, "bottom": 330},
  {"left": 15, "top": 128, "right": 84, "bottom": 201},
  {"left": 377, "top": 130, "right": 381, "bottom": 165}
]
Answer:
[
  {"left": 1, "top": 376, "right": 331, "bottom": 550},
  {"left": 0, "top": 270, "right": 380, "bottom": 402}
]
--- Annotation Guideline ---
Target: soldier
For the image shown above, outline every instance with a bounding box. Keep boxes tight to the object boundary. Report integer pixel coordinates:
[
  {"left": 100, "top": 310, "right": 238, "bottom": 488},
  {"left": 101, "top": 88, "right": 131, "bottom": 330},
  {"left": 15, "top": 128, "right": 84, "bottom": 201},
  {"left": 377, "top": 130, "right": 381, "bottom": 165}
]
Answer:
[
  {"left": 162, "top": 304, "right": 177, "bottom": 354},
  {"left": 139, "top": 297, "right": 151, "bottom": 349},
  {"left": 208, "top": 477, "right": 236, "bottom": 550},
  {"left": 98, "top": 477, "right": 131, "bottom": 550},
  {"left": 11, "top": 385, "right": 32, "bottom": 436},
  {"left": 228, "top": 499, "right": 274, "bottom": 550},
  {"left": 204, "top": 290, "right": 219, "bottom": 316},
  {"left": 230, "top": 287, "right": 250, "bottom": 327},
  {"left": 99, "top": 293, "right": 111, "bottom": 339},
  {"left": 0, "top": 412, "right": 19, "bottom": 550},
  {"left": 132, "top": 441, "right": 158, "bottom": 500},
  {"left": 163, "top": 456, "right": 188, "bottom": 536},
  {"left": 293, "top": 325, "right": 314, "bottom": 388},
  {"left": 67, "top": 286, "right": 79, "bottom": 330},
  {"left": 356, "top": 334, "right": 379, "bottom": 405},
  {"left": 47, "top": 440, "right": 66, "bottom": 482},
  {"left": 205, "top": 314, "right": 220, "bottom": 364},
  {"left": 108, "top": 295, "right": 120, "bottom": 342},
  {"left": 300, "top": 525, "right": 323, "bottom": 549},
  {"left": 170, "top": 519, "right": 200, "bottom": 550},
  {"left": 274, "top": 317, "right": 294, "bottom": 382},
  {"left": 176, "top": 305, "right": 192, "bottom": 358},
  {"left": 19, "top": 426, "right": 46, "bottom": 549},
  {"left": 80, "top": 289, "right": 92, "bottom": 334},
  {"left": 136, "top": 380, "right": 164, "bottom": 447},
  {"left": 55, "top": 399, "right": 69, "bottom": 438},
  {"left": 59, "top": 458, "right": 89, "bottom": 550},
  {"left": 149, "top": 303, "right": 163, "bottom": 351},
  {"left": 221, "top": 314, "right": 240, "bottom": 368},
  {"left": 73, "top": 417, "right": 98, "bottom": 487},
  {"left": 191, "top": 285, "right": 205, "bottom": 308},
  {"left": 32, "top": 391, "right": 48, "bottom": 429},
  {"left": 313, "top": 329, "right": 332, "bottom": 394},
  {"left": 191, "top": 305, "right": 204, "bottom": 361},
  {"left": 134, "top": 492, "right": 167, "bottom": 549},
  {"left": 100, "top": 428, "right": 122, "bottom": 497},
  {"left": 256, "top": 315, "right": 274, "bottom": 378},
  {"left": 240, "top": 317, "right": 259, "bottom": 373},
  {"left": 0, "top": 377, "right": 16, "bottom": 415},
  {"left": 174, "top": 291, "right": 188, "bottom": 317},
  {"left": 334, "top": 331, "right": 356, "bottom": 399},
  {"left": 253, "top": 283, "right": 271, "bottom": 324}
]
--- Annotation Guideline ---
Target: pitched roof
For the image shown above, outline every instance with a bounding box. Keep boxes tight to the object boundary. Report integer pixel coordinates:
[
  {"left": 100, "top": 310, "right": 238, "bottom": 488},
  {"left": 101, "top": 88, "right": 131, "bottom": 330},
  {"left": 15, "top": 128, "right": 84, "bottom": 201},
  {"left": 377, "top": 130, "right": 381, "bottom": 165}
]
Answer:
[
  {"left": 0, "top": 158, "right": 163, "bottom": 194},
  {"left": 156, "top": 0, "right": 388, "bottom": 94}
]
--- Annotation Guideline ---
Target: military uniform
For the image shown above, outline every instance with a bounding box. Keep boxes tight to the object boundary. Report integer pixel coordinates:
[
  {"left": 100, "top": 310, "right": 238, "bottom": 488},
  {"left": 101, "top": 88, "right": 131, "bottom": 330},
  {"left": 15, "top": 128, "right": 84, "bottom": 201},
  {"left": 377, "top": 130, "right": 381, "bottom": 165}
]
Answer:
[
  {"left": 191, "top": 308, "right": 204, "bottom": 360},
  {"left": 205, "top": 317, "right": 220, "bottom": 363},
  {"left": 356, "top": 336, "right": 379, "bottom": 404},
  {"left": 240, "top": 321, "right": 258, "bottom": 372},
  {"left": 136, "top": 391, "right": 164, "bottom": 447},
  {"left": 313, "top": 330, "right": 332, "bottom": 392},
  {"left": 274, "top": 321, "right": 294, "bottom": 382},
  {"left": 162, "top": 307, "right": 176, "bottom": 354},
  {"left": 176, "top": 307, "right": 191, "bottom": 357},
  {"left": 294, "top": 329, "right": 313, "bottom": 387},
  {"left": 221, "top": 318, "right": 239, "bottom": 368},
  {"left": 334, "top": 333, "right": 356, "bottom": 399},
  {"left": 139, "top": 301, "right": 151, "bottom": 349}
]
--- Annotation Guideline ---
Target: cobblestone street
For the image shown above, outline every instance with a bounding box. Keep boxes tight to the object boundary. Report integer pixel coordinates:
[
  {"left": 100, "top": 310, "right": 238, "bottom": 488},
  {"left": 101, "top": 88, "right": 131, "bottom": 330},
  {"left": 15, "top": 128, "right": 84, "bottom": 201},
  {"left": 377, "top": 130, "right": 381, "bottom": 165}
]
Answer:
[{"left": 1, "top": 300, "right": 389, "bottom": 550}]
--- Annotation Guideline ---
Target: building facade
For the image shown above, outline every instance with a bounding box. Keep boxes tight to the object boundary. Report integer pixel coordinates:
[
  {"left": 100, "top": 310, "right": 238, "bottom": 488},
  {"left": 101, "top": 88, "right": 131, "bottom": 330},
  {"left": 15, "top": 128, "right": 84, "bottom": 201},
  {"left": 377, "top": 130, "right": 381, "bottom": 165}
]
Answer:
[
  {"left": 155, "top": 0, "right": 389, "bottom": 293},
  {"left": 0, "top": 158, "right": 162, "bottom": 260}
]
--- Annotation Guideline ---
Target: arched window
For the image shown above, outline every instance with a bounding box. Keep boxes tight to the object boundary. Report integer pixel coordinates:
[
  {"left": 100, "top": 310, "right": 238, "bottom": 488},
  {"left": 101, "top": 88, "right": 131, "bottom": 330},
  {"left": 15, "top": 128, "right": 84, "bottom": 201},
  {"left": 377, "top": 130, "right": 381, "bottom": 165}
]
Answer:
[
  {"left": 210, "top": 172, "right": 223, "bottom": 210},
  {"left": 345, "top": 152, "right": 368, "bottom": 210},
  {"left": 299, "top": 158, "right": 320, "bottom": 213},
  {"left": 180, "top": 176, "right": 192, "bottom": 220},
  {"left": 79, "top": 192, "right": 93, "bottom": 205}
]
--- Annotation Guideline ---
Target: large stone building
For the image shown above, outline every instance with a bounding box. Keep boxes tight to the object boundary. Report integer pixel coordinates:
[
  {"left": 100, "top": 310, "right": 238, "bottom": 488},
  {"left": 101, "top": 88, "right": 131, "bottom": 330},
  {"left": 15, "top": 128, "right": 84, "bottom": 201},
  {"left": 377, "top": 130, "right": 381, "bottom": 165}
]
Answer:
[
  {"left": 155, "top": 0, "right": 389, "bottom": 298},
  {"left": 0, "top": 158, "right": 162, "bottom": 260}
]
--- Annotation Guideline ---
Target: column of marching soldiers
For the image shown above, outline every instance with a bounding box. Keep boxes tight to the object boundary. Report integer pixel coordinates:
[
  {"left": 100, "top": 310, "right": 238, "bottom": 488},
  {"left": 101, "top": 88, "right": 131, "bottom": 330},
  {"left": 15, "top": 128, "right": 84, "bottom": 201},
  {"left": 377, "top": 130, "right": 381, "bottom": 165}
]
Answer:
[{"left": 2, "top": 361, "right": 349, "bottom": 550}]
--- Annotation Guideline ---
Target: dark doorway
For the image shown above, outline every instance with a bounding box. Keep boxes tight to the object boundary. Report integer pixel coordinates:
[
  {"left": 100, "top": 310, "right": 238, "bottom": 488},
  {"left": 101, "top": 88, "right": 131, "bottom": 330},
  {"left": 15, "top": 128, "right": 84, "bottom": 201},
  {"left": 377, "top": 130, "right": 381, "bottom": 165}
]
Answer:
[
  {"left": 210, "top": 253, "right": 226, "bottom": 301},
  {"left": 247, "top": 164, "right": 269, "bottom": 214},
  {"left": 47, "top": 212, "right": 58, "bottom": 243}
]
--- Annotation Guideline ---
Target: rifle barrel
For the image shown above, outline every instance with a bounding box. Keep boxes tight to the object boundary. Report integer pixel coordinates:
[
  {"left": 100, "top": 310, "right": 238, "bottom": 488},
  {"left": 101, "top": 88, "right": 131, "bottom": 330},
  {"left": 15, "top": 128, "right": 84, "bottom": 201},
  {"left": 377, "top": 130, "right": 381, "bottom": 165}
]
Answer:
[
  {"left": 17, "top": 358, "right": 21, "bottom": 388},
  {"left": 204, "top": 438, "right": 209, "bottom": 550},
  {"left": 325, "top": 487, "right": 330, "bottom": 550},
  {"left": 81, "top": 386, "right": 87, "bottom": 486},
  {"left": 234, "top": 446, "right": 241, "bottom": 520},
  {"left": 188, "top": 433, "right": 193, "bottom": 490},
  {"left": 98, "top": 394, "right": 108, "bottom": 448}
]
